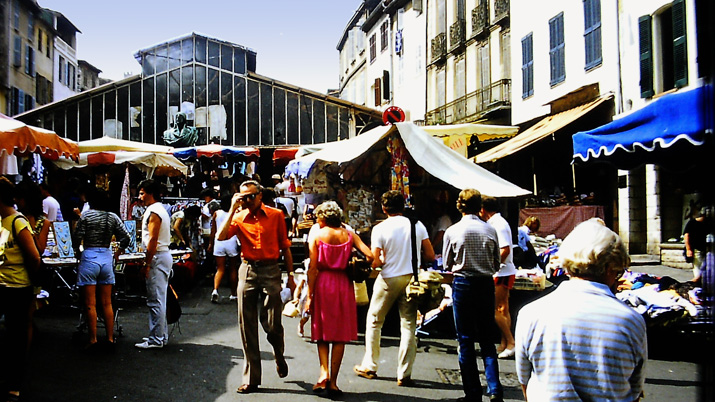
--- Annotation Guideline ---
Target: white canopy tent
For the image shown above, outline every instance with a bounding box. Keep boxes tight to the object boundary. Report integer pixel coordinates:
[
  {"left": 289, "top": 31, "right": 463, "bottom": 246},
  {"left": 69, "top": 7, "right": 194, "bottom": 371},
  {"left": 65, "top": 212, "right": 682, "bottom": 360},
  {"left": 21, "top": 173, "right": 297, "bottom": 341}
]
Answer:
[{"left": 286, "top": 122, "right": 529, "bottom": 198}]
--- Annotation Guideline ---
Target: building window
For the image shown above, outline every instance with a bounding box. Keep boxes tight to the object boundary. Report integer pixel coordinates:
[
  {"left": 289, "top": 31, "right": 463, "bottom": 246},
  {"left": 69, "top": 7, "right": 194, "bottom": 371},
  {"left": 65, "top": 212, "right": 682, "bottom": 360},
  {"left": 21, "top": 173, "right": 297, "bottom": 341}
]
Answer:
[
  {"left": 501, "top": 30, "right": 511, "bottom": 78},
  {"left": 46, "top": 35, "right": 51, "bottom": 57},
  {"left": 380, "top": 21, "right": 389, "bottom": 52},
  {"left": 28, "top": 14, "right": 34, "bottom": 39},
  {"left": 59, "top": 56, "right": 65, "bottom": 85},
  {"left": 38, "top": 30, "right": 43, "bottom": 52},
  {"left": 68, "top": 64, "right": 76, "bottom": 90},
  {"left": 549, "top": 12, "right": 566, "bottom": 86},
  {"left": 639, "top": 0, "right": 688, "bottom": 98},
  {"left": 584, "top": 0, "right": 602, "bottom": 70},
  {"left": 521, "top": 33, "right": 534, "bottom": 98},
  {"left": 13, "top": 1, "right": 20, "bottom": 29},
  {"left": 369, "top": 34, "right": 377, "bottom": 63},
  {"left": 13, "top": 36, "right": 22, "bottom": 67},
  {"left": 24, "top": 93, "right": 35, "bottom": 111},
  {"left": 25, "top": 46, "right": 35, "bottom": 76},
  {"left": 477, "top": 41, "right": 490, "bottom": 90},
  {"left": 10, "top": 87, "right": 25, "bottom": 115}
]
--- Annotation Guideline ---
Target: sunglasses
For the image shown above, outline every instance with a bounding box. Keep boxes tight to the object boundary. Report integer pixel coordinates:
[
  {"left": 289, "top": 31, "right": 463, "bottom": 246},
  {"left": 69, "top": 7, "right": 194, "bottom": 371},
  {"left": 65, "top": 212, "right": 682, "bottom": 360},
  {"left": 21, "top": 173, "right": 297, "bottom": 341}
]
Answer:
[{"left": 239, "top": 192, "right": 259, "bottom": 201}]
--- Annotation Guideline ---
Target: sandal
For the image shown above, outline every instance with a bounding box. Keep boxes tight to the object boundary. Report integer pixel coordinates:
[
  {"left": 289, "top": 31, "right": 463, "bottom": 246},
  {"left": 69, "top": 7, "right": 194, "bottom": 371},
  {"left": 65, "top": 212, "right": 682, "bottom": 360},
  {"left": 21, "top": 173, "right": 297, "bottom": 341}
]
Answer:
[
  {"left": 353, "top": 365, "right": 377, "bottom": 379},
  {"left": 327, "top": 387, "right": 344, "bottom": 399},
  {"left": 312, "top": 378, "right": 329, "bottom": 393}
]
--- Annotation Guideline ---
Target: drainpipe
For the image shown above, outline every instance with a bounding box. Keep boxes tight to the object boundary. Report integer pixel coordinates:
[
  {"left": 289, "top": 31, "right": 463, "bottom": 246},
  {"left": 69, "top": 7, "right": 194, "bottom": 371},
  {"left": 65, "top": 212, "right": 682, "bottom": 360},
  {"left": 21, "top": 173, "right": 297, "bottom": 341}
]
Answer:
[{"left": 616, "top": 0, "right": 624, "bottom": 114}]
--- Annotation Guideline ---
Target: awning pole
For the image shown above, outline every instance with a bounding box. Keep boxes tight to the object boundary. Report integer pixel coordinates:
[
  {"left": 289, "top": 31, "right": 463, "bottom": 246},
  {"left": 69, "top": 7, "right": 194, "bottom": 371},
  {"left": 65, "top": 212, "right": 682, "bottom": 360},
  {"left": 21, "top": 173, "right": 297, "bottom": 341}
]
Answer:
[
  {"left": 572, "top": 164, "right": 576, "bottom": 191},
  {"left": 532, "top": 156, "right": 537, "bottom": 195}
]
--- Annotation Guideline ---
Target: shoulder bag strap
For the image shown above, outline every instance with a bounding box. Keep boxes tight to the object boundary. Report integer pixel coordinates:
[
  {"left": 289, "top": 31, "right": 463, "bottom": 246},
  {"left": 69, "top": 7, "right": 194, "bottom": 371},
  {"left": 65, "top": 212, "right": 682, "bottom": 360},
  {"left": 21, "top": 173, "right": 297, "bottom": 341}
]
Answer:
[{"left": 410, "top": 217, "right": 418, "bottom": 282}]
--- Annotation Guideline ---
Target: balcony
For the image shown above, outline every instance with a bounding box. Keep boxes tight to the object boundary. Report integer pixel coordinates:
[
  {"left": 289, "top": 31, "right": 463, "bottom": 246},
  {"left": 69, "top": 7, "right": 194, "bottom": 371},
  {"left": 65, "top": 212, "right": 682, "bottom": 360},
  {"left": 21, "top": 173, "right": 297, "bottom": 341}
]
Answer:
[
  {"left": 425, "top": 79, "right": 511, "bottom": 125},
  {"left": 494, "top": 0, "right": 509, "bottom": 25},
  {"left": 431, "top": 32, "right": 447, "bottom": 64},
  {"left": 449, "top": 18, "right": 466, "bottom": 52},
  {"left": 471, "top": 3, "right": 489, "bottom": 39}
]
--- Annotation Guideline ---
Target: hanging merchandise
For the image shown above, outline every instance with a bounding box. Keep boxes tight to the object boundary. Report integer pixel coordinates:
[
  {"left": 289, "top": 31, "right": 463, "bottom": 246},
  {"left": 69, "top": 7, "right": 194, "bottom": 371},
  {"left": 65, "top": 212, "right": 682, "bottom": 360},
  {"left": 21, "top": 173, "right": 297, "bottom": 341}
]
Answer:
[
  {"left": 120, "top": 166, "right": 131, "bottom": 220},
  {"left": 386, "top": 133, "right": 411, "bottom": 207}
]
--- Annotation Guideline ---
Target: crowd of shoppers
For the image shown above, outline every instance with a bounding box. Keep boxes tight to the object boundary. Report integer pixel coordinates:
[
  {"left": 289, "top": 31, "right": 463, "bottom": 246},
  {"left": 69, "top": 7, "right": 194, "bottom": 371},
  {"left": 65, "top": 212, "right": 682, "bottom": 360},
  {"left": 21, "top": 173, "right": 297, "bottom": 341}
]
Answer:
[{"left": 1, "top": 176, "right": 654, "bottom": 402}]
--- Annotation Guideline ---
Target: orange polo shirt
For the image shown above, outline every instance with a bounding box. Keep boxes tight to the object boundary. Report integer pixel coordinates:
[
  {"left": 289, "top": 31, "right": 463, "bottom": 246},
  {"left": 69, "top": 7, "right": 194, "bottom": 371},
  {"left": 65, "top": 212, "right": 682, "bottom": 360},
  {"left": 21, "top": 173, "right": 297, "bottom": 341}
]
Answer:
[{"left": 228, "top": 204, "right": 290, "bottom": 261}]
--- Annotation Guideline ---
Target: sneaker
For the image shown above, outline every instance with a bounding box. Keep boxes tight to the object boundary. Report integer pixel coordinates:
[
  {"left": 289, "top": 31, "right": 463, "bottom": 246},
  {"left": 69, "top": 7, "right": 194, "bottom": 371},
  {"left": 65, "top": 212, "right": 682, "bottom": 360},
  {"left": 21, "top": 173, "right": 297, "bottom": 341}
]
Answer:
[
  {"left": 229, "top": 295, "right": 238, "bottom": 301},
  {"left": 142, "top": 337, "right": 168, "bottom": 346},
  {"left": 353, "top": 365, "right": 377, "bottom": 379},
  {"left": 211, "top": 290, "right": 219, "bottom": 303},
  {"left": 135, "top": 341, "right": 163, "bottom": 349},
  {"left": 497, "top": 348, "right": 515, "bottom": 359}
]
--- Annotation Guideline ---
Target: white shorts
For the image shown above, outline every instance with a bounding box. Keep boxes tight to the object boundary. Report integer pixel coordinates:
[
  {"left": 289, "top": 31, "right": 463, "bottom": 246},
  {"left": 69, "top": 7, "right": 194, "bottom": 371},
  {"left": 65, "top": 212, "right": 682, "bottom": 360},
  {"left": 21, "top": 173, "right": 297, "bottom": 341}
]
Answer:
[{"left": 213, "top": 236, "right": 240, "bottom": 257}]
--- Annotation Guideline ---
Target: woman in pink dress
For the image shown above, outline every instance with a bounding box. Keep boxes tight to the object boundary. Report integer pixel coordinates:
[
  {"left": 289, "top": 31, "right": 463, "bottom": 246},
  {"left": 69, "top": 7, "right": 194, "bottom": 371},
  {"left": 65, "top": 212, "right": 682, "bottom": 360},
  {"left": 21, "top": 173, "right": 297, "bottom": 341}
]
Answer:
[{"left": 306, "top": 201, "right": 372, "bottom": 396}]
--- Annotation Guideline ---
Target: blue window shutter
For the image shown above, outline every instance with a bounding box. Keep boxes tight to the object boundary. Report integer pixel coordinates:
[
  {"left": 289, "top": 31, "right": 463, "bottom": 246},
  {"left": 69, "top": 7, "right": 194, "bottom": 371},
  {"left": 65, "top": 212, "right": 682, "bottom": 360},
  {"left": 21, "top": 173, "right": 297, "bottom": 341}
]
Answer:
[
  {"left": 584, "top": 0, "right": 602, "bottom": 69},
  {"left": 522, "top": 34, "right": 534, "bottom": 98},
  {"left": 549, "top": 13, "right": 565, "bottom": 85},
  {"left": 638, "top": 15, "right": 654, "bottom": 98},
  {"left": 672, "top": 0, "right": 688, "bottom": 88}
]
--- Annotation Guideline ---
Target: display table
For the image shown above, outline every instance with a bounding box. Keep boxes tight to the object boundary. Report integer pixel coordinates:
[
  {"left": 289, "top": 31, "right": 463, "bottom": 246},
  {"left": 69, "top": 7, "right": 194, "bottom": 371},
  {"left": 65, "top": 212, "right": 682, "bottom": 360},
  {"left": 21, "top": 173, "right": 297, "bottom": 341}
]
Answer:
[{"left": 519, "top": 205, "right": 605, "bottom": 240}]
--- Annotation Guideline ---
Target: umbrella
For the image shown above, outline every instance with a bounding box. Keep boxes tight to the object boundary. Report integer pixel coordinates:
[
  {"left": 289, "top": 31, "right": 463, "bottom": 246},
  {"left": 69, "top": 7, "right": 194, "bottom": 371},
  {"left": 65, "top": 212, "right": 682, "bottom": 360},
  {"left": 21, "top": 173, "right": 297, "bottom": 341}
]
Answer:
[
  {"left": 172, "top": 143, "right": 260, "bottom": 160},
  {"left": 0, "top": 113, "right": 78, "bottom": 160},
  {"left": 77, "top": 136, "right": 174, "bottom": 154},
  {"left": 52, "top": 151, "right": 188, "bottom": 177}
]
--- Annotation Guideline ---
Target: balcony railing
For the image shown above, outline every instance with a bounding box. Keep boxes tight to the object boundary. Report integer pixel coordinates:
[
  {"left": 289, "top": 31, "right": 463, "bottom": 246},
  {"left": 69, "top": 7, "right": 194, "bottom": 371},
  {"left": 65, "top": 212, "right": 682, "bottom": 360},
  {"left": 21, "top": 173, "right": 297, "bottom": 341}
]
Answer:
[
  {"left": 471, "top": 2, "right": 489, "bottom": 38},
  {"left": 494, "top": 0, "right": 509, "bottom": 24},
  {"left": 449, "top": 18, "right": 466, "bottom": 52},
  {"left": 426, "top": 79, "right": 511, "bottom": 125},
  {"left": 431, "top": 32, "right": 447, "bottom": 64}
]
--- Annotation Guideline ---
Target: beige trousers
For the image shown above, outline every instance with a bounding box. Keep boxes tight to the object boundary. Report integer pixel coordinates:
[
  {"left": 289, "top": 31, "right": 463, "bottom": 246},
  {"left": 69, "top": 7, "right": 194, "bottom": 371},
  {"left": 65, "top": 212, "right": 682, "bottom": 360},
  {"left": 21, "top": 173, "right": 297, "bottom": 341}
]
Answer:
[{"left": 360, "top": 273, "right": 417, "bottom": 380}]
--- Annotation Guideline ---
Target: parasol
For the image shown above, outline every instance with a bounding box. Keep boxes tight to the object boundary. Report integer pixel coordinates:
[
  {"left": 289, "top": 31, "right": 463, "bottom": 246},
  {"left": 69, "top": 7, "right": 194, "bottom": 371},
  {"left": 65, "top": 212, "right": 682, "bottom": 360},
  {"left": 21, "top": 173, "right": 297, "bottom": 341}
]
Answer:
[
  {"left": 0, "top": 113, "right": 78, "bottom": 160},
  {"left": 77, "top": 136, "right": 174, "bottom": 154},
  {"left": 52, "top": 151, "right": 188, "bottom": 177}
]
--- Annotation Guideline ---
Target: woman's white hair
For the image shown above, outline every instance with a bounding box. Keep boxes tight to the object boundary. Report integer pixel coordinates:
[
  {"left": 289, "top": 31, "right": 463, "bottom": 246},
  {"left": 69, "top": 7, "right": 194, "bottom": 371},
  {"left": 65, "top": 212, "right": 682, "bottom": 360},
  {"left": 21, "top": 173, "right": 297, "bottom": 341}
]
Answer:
[
  {"left": 315, "top": 201, "right": 343, "bottom": 227},
  {"left": 558, "top": 218, "right": 630, "bottom": 280}
]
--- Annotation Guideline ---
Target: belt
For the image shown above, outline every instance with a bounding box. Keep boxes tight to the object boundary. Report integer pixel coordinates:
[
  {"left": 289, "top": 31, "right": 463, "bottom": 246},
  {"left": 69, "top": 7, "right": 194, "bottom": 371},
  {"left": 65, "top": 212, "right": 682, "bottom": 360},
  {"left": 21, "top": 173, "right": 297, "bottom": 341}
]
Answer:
[{"left": 242, "top": 259, "right": 278, "bottom": 267}]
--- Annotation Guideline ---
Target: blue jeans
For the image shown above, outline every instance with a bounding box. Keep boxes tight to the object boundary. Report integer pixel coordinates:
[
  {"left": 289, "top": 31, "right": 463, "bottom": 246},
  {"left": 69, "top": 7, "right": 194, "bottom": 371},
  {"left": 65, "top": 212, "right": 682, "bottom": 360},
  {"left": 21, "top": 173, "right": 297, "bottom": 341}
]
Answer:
[{"left": 452, "top": 275, "right": 502, "bottom": 399}]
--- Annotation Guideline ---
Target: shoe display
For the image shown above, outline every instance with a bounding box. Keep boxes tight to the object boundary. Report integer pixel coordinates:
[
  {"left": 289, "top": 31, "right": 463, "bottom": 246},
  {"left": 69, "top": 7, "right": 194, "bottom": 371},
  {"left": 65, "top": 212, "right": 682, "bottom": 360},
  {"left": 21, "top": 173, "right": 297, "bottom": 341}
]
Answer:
[
  {"left": 134, "top": 341, "right": 163, "bottom": 349},
  {"left": 497, "top": 348, "right": 515, "bottom": 359},
  {"left": 353, "top": 365, "right": 377, "bottom": 379},
  {"left": 211, "top": 290, "right": 219, "bottom": 303}
]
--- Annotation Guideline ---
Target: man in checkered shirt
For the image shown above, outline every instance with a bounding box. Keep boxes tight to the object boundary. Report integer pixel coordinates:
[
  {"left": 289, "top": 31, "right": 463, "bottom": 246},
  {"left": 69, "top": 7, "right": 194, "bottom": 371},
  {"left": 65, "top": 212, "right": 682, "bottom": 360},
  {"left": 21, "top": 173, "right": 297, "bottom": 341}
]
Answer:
[{"left": 442, "top": 188, "right": 503, "bottom": 402}]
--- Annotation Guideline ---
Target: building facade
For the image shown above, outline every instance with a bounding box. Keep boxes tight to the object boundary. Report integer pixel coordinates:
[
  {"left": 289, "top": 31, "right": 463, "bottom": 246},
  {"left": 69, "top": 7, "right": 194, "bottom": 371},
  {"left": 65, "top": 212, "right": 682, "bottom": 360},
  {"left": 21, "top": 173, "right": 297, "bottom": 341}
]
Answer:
[
  {"left": 338, "top": 0, "right": 426, "bottom": 123},
  {"left": 425, "top": 0, "right": 512, "bottom": 126},
  {"left": 17, "top": 33, "right": 381, "bottom": 147},
  {"left": 613, "top": 0, "right": 708, "bottom": 256},
  {"left": 1, "top": 0, "right": 55, "bottom": 115},
  {"left": 50, "top": 10, "right": 79, "bottom": 102}
]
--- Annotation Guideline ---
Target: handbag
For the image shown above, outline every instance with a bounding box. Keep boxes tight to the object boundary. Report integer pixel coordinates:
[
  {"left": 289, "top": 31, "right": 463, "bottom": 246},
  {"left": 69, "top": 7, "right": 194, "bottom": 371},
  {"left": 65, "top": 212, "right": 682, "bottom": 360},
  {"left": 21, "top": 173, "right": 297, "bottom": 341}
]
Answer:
[
  {"left": 282, "top": 299, "right": 300, "bottom": 317},
  {"left": 346, "top": 248, "right": 372, "bottom": 283},
  {"left": 405, "top": 217, "right": 445, "bottom": 313},
  {"left": 354, "top": 281, "right": 369, "bottom": 306}
]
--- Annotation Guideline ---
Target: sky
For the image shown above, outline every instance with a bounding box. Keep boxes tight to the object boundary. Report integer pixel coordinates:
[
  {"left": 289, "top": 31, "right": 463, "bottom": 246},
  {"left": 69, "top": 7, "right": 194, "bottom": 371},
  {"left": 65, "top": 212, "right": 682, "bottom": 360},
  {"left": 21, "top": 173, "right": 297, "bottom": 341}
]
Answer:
[{"left": 38, "top": 0, "right": 360, "bottom": 94}]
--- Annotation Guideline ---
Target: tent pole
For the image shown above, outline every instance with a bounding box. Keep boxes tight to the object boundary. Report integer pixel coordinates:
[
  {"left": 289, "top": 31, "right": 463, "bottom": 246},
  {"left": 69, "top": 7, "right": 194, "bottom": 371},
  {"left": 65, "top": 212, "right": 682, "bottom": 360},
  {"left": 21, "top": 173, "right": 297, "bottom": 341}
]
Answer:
[
  {"left": 572, "top": 164, "right": 576, "bottom": 192},
  {"left": 531, "top": 156, "right": 537, "bottom": 195}
]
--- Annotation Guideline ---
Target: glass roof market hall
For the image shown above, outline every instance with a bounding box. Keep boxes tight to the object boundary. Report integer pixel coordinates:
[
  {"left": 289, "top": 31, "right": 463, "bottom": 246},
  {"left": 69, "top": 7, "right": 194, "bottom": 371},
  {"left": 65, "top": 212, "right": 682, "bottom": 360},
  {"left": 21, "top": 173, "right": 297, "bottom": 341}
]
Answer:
[{"left": 16, "top": 33, "right": 382, "bottom": 147}]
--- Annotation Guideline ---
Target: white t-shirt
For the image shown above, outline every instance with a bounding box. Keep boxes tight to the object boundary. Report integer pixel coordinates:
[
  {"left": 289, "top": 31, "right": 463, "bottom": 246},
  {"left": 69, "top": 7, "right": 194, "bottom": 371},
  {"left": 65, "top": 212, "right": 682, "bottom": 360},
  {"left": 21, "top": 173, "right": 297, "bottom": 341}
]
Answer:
[
  {"left": 371, "top": 215, "right": 429, "bottom": 279},
  {"left": 43, "top": 196, "right": 62, "bottom": 222},
  {"left": 430, "top": 214, "right": 452, "bottom": 251},
  {"left": 487, "top": 213, "right": 517, "bottom": 277},
  {"left": 142, "top": 202, "right": 171, "bottom": 252}
]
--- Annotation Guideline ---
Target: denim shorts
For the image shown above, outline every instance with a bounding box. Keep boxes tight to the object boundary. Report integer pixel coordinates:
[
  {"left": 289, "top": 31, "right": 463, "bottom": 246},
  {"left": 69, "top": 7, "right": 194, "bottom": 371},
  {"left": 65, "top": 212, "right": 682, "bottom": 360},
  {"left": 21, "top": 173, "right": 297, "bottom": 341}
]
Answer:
[{"left": 77, "top": 247, "right": 115, "bottom": 286}]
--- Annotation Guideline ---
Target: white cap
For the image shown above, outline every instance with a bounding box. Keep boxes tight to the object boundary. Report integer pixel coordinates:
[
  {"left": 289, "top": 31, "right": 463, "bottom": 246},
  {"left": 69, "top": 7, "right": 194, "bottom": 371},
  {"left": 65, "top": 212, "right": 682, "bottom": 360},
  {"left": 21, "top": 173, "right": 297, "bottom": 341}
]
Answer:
[{"left": 271, "top": 174, "right": 281, "bottom": 180}]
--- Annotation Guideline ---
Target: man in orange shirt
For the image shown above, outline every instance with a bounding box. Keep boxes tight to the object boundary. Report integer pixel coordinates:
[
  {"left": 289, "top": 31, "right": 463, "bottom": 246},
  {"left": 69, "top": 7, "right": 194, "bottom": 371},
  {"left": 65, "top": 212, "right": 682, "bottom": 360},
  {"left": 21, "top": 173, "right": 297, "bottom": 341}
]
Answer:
[{"left": 218, "top": 180, "right": 295, "bottom": 394}]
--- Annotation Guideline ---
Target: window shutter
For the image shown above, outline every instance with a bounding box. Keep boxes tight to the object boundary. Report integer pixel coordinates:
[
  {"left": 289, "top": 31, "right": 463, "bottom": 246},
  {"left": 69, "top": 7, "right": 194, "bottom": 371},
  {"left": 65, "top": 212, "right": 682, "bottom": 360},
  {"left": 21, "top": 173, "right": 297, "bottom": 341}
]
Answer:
[
  {"left": 522, "top": 34, "right": 534, "bottom": 98},
  {"left": 374, "top": 77, "right": 382, "bottom": 106},
  {"left": 382, "top": 70, "right": 390, "bottom": 100},
  {"left": 18, "top": 89, "right": 25, "bottom": 114},
  {"left": 13, "top": 36, "right": 22, "bottom": 67},
  {"left": 672, "top": 0, "right": 688, "bottom": 88},
  {"left": 638, "top": 15, "right": 654, "bottom": 98}
]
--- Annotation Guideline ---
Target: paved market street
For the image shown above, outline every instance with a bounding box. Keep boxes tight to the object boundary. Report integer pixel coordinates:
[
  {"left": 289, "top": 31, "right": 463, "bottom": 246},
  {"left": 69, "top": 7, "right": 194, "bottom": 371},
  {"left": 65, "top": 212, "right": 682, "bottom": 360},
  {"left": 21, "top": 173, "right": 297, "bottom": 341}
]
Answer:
[{"left": 20, "top": 263, "right": 707, "bottom": 402}]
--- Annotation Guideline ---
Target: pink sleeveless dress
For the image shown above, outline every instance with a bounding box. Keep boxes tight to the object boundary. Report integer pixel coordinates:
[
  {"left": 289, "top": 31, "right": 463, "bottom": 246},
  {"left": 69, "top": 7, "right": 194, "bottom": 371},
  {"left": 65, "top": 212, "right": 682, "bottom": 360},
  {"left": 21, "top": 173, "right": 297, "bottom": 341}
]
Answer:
[{"left": 311, "top": 233, "right": 357, "bottom": 342}]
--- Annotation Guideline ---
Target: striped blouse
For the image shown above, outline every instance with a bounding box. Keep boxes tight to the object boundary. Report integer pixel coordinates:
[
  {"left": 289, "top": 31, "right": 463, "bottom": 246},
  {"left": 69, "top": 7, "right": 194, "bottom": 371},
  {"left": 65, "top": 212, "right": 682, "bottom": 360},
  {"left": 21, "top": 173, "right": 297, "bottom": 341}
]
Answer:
[
  {"left": 515, "top": 279, "right": 647, "bottom": 402},
  {"left": 73, "top": 210, "right": 131, "bottom": 250}
]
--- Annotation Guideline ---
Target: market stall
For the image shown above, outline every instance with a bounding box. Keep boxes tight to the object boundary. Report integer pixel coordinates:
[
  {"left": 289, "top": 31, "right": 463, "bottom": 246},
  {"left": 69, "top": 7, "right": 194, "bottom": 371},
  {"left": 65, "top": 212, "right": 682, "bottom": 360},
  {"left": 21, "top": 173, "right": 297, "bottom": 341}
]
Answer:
[{"left": 0, "top": 113, "right": 79, "bottom": 161}]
